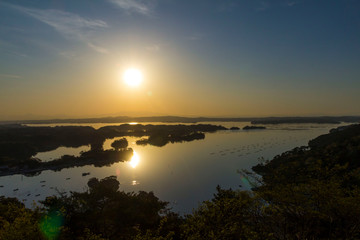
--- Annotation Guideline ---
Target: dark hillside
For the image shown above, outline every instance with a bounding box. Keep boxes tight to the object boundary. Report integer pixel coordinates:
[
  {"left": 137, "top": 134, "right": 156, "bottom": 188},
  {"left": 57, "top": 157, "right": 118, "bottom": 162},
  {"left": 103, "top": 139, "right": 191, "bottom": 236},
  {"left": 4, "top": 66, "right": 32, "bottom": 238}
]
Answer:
[{"left": 252, "top": 124, "right": 360, "bottom": 186}]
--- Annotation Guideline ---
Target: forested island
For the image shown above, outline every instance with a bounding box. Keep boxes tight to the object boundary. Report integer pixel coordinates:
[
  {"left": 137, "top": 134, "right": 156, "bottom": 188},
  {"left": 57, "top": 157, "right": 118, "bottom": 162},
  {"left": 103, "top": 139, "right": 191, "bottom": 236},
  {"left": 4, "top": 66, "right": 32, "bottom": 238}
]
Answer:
[
  {"left": 243, "top": 125, "right": 266, "bottom": 130},
  {"left": 0, "top": 124, "right": 226, "bottom": 176},
  {"left": 1, "top": 124, "right": 360, "bottom": 239}
]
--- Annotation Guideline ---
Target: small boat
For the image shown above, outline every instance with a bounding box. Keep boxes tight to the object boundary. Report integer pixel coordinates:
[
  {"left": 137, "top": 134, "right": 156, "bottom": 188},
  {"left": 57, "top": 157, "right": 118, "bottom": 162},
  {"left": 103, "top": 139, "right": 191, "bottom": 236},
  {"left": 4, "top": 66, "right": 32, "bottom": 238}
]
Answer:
[{"left": 82, "top": 172, "right": 90, "bottom": 176}]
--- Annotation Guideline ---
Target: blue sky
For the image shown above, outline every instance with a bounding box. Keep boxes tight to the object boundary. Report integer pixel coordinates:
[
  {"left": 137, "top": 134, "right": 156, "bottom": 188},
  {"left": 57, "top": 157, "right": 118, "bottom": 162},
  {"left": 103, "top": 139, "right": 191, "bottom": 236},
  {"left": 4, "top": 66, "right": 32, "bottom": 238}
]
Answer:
[{"left": 0, "top": 0, "right": 359, "bottom": 120}]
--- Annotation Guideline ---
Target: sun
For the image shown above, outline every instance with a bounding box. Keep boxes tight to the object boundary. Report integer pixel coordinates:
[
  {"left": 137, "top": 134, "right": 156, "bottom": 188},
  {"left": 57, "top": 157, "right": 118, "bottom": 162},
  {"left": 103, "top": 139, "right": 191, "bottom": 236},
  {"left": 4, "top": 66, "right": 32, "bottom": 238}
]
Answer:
[{"left": 123, "top": 68, "right": 143, "bottom": 87}]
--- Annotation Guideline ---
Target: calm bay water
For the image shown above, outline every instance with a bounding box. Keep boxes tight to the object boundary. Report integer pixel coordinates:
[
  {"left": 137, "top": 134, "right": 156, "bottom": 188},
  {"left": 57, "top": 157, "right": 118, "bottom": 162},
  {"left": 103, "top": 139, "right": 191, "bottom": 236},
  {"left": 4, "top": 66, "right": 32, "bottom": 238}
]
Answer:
[{"left": 0, "top": 122, "right": 346, "bottom": 214}]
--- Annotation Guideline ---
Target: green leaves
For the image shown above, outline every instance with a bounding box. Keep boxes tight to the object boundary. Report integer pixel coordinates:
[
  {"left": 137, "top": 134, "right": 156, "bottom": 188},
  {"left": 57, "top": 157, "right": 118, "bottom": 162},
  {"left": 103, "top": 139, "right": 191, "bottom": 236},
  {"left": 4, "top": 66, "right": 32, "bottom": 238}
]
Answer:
[{"left": 0, "top": 197, "right": 43, "bottom": 240}]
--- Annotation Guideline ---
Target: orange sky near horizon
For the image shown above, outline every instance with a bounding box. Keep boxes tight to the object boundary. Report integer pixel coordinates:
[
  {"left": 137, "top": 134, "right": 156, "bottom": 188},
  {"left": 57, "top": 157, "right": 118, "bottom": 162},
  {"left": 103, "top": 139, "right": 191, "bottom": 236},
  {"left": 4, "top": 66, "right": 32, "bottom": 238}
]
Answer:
[{"left": 1, "top": 1, "right": 359, "bottom": 121}]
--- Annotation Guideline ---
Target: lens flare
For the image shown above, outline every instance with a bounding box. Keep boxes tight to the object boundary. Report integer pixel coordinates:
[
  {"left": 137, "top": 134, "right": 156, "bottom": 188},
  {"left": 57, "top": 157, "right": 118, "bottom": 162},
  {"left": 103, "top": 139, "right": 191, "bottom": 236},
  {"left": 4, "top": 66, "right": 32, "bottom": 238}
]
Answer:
[{"left": 39, "top": 211, "right": 64, "bottom": 239}]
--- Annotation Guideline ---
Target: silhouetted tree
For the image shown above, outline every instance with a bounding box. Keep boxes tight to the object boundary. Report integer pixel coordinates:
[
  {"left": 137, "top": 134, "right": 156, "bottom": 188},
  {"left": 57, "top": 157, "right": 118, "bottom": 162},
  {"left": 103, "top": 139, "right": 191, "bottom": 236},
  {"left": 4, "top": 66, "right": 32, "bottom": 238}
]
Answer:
[{"left": 111, "top": 138, "right": 128, "bottom": 150}]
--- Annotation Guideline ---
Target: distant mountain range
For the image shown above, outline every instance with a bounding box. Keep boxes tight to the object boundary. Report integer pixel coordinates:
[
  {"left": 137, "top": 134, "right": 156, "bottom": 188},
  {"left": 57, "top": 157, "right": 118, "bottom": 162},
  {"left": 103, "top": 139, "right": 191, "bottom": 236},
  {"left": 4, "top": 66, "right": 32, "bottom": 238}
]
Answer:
[{"left": 1, "top": 115, "right": 360, "bottom": 125}]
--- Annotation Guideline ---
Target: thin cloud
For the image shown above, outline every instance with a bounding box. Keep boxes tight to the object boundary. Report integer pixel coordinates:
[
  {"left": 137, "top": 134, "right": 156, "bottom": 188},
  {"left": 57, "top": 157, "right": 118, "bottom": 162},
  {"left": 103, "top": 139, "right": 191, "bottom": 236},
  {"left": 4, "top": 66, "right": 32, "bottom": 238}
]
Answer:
[
  {"left": 88, "top": 43, "right": 109, "bottom": 54},
  {"left": 217, "top": 1, "right": 239, "bottom": 12},
  {"left": 7, "top": 51, "right": 28, "bottom": 58},
  {"left": 0, "top": 39, "right": 28, "bottom": 58},
  {"left": 108, "top": 0, "right": 153, "bottom": 16},
  {"left": 186, "top": 33, "right": 204, "bottom": 41},
  {"left": 59, "top": 51, "right": 76, "bottom": 59},
  {"left": 0, "top": 74, "right": 22, "bottom": 80},
  {"left": 287, "top": 1, "right": 299, "bottom": 7},
  {"left": 256, "top": 1, "right": 270, "bottom": 11},
  {"left": 9, "top": 4, "right": 109, "bottom": 53},
  {"left": 146, "top": 44, "right": 160, "bottom": 52}
]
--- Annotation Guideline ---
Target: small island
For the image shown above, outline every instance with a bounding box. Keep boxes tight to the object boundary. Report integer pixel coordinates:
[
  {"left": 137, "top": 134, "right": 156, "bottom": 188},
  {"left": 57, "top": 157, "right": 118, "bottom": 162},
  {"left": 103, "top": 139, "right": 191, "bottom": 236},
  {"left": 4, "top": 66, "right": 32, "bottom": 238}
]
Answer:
[
  {"left": 243, "top": 125, "right": 266, "bottom": 130},
  {"left": 0, "top": 123, "right": 227, "bottom": 176},
  {"left": 230, "top": 127, "right": 240, "bottom": 130}
]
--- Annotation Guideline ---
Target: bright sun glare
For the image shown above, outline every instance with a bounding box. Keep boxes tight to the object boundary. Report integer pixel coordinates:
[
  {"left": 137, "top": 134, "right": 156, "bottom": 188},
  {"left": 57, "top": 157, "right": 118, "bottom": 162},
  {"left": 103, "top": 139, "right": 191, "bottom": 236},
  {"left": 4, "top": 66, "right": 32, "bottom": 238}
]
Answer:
[
  {"left": 123, "top": 68, "right": 143, "bottom": 87},
  {"left": 129, "top": 151, "right": 140, "bottom": 168}
]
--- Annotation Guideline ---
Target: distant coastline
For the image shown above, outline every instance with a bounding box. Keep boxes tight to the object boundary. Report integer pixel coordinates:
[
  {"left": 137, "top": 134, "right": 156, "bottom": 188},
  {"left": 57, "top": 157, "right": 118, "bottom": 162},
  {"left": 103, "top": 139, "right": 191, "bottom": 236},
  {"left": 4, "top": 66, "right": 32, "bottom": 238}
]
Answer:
[{"left": 1, "top": 115, "right": 359, "bottom": 125}]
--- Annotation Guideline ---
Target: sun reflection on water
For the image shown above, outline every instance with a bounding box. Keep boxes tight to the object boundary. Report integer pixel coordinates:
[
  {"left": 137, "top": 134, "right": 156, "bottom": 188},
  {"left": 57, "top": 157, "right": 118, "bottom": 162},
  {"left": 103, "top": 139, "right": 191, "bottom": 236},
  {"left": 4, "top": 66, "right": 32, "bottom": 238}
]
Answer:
[
  {"left": 131, "top": 180, "right": 139, "bottom": 185},
  {"left": 129, "top": 151, "right": 140, "bottom": 168}
]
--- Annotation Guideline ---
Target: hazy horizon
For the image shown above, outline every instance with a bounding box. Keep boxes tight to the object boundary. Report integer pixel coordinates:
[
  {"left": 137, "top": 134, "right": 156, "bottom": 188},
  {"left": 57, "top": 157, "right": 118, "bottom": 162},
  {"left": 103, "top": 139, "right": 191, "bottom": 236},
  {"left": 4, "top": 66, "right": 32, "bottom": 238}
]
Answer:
[
  {"left": 1, "top": 1, "right": 359, "bottom": 120},
  {"left": 2, "top": 113, "right": 360, "bottom": 123}
]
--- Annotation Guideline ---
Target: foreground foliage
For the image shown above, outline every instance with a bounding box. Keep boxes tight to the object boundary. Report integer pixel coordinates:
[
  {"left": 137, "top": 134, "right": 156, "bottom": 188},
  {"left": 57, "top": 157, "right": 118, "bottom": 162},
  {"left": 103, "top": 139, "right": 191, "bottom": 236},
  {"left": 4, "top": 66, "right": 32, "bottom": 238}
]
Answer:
[
  {"left": 1, "top": 124, "right": 360, "bottom": 239},
  {"left": 184, "top": 124, "right": 360, "bottom": 239}
]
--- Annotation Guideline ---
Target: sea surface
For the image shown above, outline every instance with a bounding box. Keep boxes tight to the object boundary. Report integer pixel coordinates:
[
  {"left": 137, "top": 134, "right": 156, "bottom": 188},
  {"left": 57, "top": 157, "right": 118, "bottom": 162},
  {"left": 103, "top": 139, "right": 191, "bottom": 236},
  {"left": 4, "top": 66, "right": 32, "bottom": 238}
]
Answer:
[{"left": 0, "top": 122, "right": 348, "bottom": 214}]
